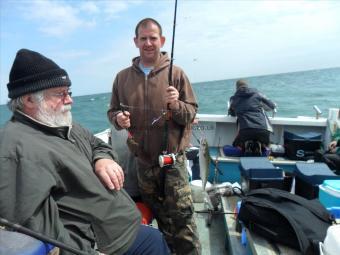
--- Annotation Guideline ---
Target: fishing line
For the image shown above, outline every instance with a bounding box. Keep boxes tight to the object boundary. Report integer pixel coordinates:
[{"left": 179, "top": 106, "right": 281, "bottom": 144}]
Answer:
[
  {"left": 213, "top": 137, "right": 222, "bottom": 184},
  {"left": 193, "top": 129, "right": 224, "bottom": 176},
  {"left": 120, "top": 103, "right": 168, "bottom": 126},
  {"left": 120, "top": 102, "right": 192, "bottom": 126},
  {"left": 120, "top": 103, "right": 165, "bottom": 113}
]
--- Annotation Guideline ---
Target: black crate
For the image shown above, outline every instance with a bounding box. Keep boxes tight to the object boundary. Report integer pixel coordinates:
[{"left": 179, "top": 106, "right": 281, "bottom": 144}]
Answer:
[
  {"left": 240, "top": 157, "right": 284, "bottom": 191},
  {"left": 247, "top": 178, "right": 285, "bottom": 190},
  {"left": 284, "top": 131, "right": 322, "bottom": 160},
  {"left": 294, "top": 162, "right": 340, "bottom": 199}
]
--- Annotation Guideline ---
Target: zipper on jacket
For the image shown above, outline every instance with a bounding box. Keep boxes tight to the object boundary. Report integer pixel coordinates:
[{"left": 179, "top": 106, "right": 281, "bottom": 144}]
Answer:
[{"left": 144, "top": 75, "right": 149, "bottom": 153}]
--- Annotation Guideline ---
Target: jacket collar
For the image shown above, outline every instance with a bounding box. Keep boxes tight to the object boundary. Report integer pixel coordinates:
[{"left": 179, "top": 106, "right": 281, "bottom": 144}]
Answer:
[
  {"left": 13, "top": 110, "right": 73, "bottom": 140},
  {"left": 132, "top": 52, "right": 169, "bottom": 74}
]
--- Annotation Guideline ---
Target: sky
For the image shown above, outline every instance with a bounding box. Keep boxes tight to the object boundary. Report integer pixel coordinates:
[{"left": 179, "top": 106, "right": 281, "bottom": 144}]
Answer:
[{"left": 1, "top": 0, "right": 340, "bottom": 105}]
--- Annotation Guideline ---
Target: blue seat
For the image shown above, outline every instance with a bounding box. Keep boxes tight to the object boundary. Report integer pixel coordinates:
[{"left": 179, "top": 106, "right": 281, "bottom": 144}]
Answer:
[
  {"left": 240, "top": 157, "right": 283, "bottom": 179},
  {"left": 240, "top": 157, "right": 284, "bottom": 191},
  {"left": 0, "top": 229, "right": 55, "bottom": 255},
  {"left": 294, "top": 162, "right": 340, "bottom": 199}
]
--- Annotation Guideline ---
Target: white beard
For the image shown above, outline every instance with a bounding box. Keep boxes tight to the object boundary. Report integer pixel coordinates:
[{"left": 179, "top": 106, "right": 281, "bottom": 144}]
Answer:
[{"left": 36, "top": 102, "right": 72, "bottom": 127}]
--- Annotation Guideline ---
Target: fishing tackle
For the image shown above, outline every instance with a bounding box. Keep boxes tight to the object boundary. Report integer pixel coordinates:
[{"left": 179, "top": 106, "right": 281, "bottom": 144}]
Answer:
[
  {"left": 120, "top": 103, "right": 168, "bottom": 126},
  {"left": 120, "top": 103, "right": 165, "bottom": 113},
  {"left": 151, "top": 110, "right": 168, "bottom": 126},
  {"left": 159, "top": 0, "right": 178, "bottom": 168},
  {"left": 168, "top": 0, "right": 177, "bottom": 87},
  {"left": 159, "top": 153, "right": 177, "bottom": 167}
]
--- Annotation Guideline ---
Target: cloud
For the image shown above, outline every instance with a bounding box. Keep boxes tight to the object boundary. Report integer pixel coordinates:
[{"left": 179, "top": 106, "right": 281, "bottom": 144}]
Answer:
[
  {"left": 101, "top": 1, "right": 143, "bottom": 20},
  {"left": 16, "top": 0, "right": 145, "bottom": 37},
  {"left": 54, "top": 49, "right": 91, "bottom": 60},
  {"left": 80, "top": 1, "right": 99, "bottom": 14},
  {"left": 1, "top": 0, "right": 340, "bottom": 105},
  {"left": 20, "top": 0, "right": 95, "bottom": 37}
]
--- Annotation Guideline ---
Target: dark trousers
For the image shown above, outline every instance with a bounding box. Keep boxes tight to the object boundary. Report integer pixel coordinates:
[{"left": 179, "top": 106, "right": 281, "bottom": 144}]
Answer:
[
  {"left": 322, "top": 153, "right": 340, "bottom": 175},
  {"left": 233, "top": 128, "right": 270, "bottom": 147},
  {"left": 137, "top": 154, "right": 201, "bottom": 255},
  {"left": 124, "top": 225, "right": 170, "bottom": 255}
]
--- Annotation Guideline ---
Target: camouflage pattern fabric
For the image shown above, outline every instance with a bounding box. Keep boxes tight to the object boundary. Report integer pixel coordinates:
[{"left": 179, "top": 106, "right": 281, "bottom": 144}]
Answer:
[{"left": 137, "top": 154, "right": 201, "bottom": 255}]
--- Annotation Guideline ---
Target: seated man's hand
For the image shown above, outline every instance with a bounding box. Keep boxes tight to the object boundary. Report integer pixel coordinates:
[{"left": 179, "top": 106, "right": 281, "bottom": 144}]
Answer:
[
  {"left": 328, "top": 140, "right": 338, "bottom": 153},
  {"left": 94, "top": 158, "right": 124, "bottom": 190}
]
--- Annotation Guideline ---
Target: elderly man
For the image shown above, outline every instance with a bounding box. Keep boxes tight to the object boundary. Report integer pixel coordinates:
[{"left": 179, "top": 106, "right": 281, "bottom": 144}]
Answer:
[{"left": 0, "top": 49, "right": 169, "bottom": 255}]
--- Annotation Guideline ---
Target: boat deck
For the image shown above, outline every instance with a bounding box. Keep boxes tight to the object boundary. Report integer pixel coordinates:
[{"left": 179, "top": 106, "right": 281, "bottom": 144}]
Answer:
[
  {"left": 221, "top": 196, "right": 300, "bottom": 255},
  {"left": 194, "top": 202, "right": 228, "bottom": 255}
]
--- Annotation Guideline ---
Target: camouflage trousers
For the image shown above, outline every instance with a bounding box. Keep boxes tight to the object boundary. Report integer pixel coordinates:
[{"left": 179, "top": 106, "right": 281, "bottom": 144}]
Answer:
[{"left": 137, "top": 154, "right": 201, "bottom": 255}]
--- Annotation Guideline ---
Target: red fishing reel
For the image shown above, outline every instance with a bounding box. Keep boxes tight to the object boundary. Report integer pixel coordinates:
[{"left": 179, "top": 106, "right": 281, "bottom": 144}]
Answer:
[{"left": 159, "top": 153, "right": 176, "bottom": 167}]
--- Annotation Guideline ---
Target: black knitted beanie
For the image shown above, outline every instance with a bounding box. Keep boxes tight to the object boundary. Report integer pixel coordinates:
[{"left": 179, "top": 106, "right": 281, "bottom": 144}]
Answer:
[{"left": 7, "top": 49, "right": 71, "bottom": 99}]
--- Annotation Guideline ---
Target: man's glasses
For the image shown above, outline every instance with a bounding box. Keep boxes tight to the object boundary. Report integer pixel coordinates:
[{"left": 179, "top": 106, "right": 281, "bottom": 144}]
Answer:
[{"left": 47, "top": 90, "right": 72, "bottom": 100}]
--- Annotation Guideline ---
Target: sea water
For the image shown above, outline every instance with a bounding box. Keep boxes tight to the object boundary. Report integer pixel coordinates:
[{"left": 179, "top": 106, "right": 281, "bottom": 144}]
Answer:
[{"left": 0, "top": 67, "right": 339, "bottom": 134}]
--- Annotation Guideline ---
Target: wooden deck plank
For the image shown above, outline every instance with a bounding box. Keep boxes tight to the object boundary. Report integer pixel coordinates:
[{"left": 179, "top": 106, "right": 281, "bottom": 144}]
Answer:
[
  {"left": 222, "top": 196, "right": 249, "bottom": 255},
  {"left": 194, "top": 202, "right": 228, "bottom": 255}
]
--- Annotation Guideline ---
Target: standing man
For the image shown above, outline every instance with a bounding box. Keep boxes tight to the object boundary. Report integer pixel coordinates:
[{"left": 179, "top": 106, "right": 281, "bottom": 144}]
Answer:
[
  {"left": 0, "top": 48, "right": 170, "bottom": 255},
  {"left": 108, "top": 18, "right": 201, "bottom": 254}
]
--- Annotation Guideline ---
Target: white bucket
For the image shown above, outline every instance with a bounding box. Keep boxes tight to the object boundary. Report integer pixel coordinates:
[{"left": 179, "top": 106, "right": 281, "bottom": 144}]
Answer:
[
  {"left": 320, "top": 225, "right": 340, "bottom": 255},
  {"left": 190, "top": 180, "right": 211, "bottom": 203}
]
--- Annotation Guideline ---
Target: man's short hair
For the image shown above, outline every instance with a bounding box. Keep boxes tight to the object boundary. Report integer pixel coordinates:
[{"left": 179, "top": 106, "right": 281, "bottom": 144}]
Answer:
[
  {"left": 236, "top": 79, "right": 248, "bottom": 90},
  {"left": 135, "top": 18, "right": 162, "bottom": 37}
]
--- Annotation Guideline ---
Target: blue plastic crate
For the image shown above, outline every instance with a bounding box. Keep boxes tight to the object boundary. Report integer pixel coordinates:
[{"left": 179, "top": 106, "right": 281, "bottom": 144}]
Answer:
[
  {"left": 327, "top": 207, "right": 340, "bottom": 219},
  {"left": 319, "top": 180, "right": 340, "bottom": 208}
]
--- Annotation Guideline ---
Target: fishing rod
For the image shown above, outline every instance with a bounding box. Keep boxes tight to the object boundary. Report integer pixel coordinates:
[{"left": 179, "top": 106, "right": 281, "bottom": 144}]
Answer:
[
  {"left": 195, "top": 209, "right": 237, "bottom": 215},
  {"left": 161, "top": 0, "right": 178, "bottom": 155},
  {"left": 168, "top": 0, "right": 178, "bottom": 86},
  {"left": 159, "top": 0, "right": 179, "bottom": 199},
  {"left": 0, "top": 217, "right": 89, "bottom": 255}
]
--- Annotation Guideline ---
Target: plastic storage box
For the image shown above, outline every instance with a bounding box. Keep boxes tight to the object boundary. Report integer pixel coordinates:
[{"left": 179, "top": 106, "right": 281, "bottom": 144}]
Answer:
[
  {"left": 327, "top": 207, "right": 340, "bottom": 220},
  {"left": 240, "top": 157, "right": 284, "bottom": 191},
  {"left": 284, "top": 131, "right": 322, "bottom": 160},
  {"left": 319, "top": 180, "right": 340, "bottom": 209},
  {"left": 294, "top": 162, "right": 340, "bottom": 199}
]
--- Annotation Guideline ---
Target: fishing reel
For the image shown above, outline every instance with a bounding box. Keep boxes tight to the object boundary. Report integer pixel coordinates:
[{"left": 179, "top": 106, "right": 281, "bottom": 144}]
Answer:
[{"left": 159, "top": 153, "right": 177, "bottom": 167}]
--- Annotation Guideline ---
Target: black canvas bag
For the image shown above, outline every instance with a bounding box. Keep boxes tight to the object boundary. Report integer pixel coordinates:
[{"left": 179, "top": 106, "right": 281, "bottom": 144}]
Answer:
[{"left": 238, "top": 188, "right": 334, "bottom": 255}]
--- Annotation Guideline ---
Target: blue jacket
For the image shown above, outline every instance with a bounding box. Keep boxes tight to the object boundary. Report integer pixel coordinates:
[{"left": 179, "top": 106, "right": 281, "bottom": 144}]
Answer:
[{"left": 228, "top": 87, "right": 276, "bottom": 132}]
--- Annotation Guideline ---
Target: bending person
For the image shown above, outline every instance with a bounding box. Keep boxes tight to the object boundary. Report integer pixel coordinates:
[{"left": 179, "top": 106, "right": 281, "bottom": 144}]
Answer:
[
  {"left": 228, "top": 79, "right": 276, "bottom": 154},
  {"left": 0, "top": 49, "right": 170, "bottom": 255}
]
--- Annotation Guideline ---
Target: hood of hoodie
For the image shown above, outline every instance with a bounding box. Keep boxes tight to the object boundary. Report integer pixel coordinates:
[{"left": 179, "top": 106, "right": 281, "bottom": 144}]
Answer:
[
  {"left": 131, "top": 51, "right": 169, "bottom": 75},
  {"left": 235, "top": 87, "right": 258, "bottom": 98}
]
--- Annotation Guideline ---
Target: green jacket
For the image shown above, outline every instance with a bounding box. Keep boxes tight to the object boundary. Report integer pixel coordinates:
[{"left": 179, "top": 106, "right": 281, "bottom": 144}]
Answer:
[
  {"left": 332, "top": 128, "right": 340, "bottom": 154},
  {"left": 0, "top": 111, "right": 141, "bottom": 255}
]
